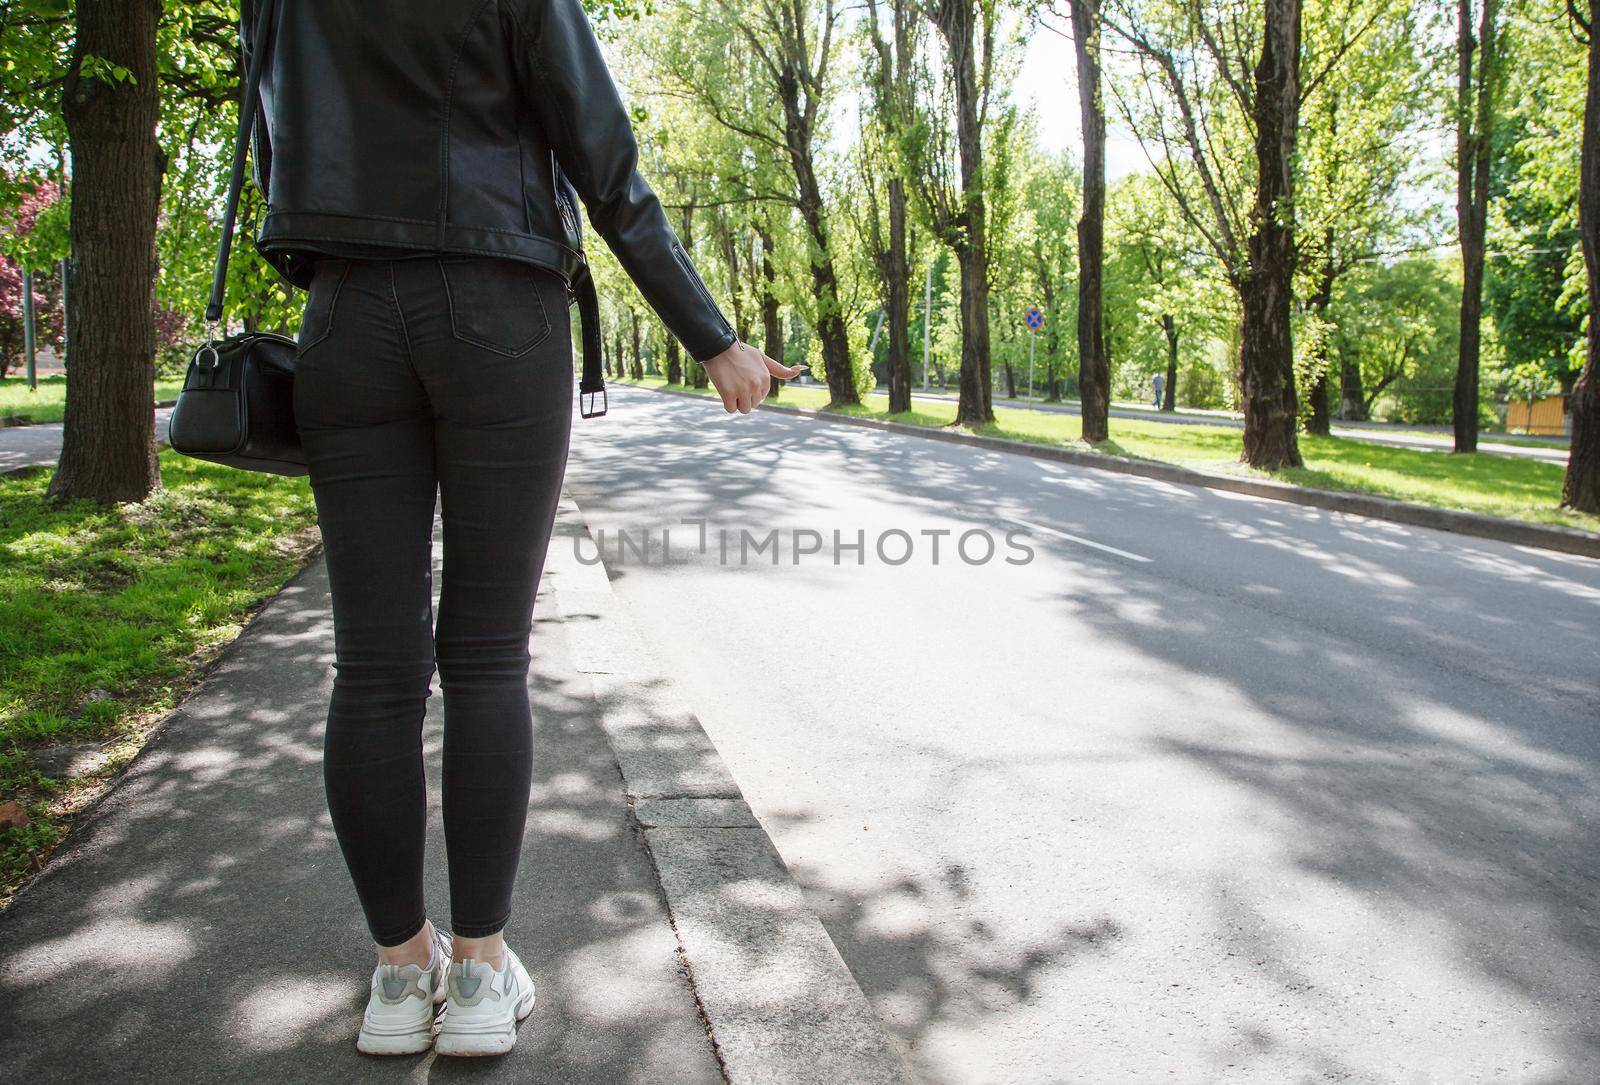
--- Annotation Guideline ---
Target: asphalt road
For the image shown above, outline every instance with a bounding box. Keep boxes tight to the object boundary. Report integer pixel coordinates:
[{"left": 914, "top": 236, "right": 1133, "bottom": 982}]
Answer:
[{"left": 564, "top": 384, "right": 1600, "bottom": 1084}]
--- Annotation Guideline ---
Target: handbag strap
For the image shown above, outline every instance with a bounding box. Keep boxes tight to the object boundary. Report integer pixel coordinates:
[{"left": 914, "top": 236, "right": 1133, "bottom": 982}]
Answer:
[{"left": 206, "top": 0, "right": 278, "bottom": 326}]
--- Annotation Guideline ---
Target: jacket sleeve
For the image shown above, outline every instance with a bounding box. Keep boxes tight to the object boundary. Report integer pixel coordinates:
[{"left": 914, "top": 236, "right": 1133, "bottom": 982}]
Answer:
[{"left": 509, "top": 0, "right": 739, "bottom": 364}]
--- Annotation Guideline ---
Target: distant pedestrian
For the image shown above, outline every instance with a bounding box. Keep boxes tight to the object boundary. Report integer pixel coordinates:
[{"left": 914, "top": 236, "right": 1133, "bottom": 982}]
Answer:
[{"left": 1152, "top": 372, "right": 1166, "bottom": 408}]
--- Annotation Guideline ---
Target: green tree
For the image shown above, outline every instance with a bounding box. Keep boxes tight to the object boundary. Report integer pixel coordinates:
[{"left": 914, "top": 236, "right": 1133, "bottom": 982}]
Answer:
[
  {"left": 640, "top": 0, "right": 860, "bottom": 403},
  {"left": 1453, "top": 0, "right": 1503, "bottom": 452},
  {"left": 1297, "top": 0, "right": 1431, "bottom": 432},
  {"left": 1484, "top": 1, "right": 1585, "bottom": 388},
  {"left": 1107, "top": 0, "right": 1311, "bottom": 469},
  {"left": 1063, "top": 0, "right": 1111, "bottom": 438},
  {"left": 1017, "top": 145, "right": 1078, "bottom": 401},
  {"left": 1107, "top": 172, "right": 1233, "bottom": 409},
  {"left": 861, "top": 0, "right": 927, "bottom": 412},
  {"left": 1, "top": 2, "right": 283, "bottom": 502},
  {"left": 1327, "top": 258, "right": 1461, "bottom": 422},
  {"left": 897, "top": 0, "right": 1020, "bottom": 424},
  {"left": 49, "top": 0, "right": 166, "bottom": 504},
  {"left": 1565, "top": 0, "right": 1600, "bottom": 512}
]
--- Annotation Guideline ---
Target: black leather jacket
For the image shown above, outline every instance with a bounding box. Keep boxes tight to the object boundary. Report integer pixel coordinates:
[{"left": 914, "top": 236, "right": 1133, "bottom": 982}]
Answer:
[{"left": 240, "top": 0, "right": 738, "bottom": 373}]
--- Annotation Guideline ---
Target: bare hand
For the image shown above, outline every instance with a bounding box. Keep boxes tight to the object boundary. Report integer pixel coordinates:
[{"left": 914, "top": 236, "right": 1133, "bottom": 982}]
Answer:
[{"left": 702, "top": 340, "right": 806, "bottom": 414}]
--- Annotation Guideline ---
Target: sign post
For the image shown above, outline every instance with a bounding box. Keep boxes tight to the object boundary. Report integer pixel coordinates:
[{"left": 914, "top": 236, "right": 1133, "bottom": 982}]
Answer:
[{"left": 1024, "top": 306, "right": 1044, "bottom": 401}]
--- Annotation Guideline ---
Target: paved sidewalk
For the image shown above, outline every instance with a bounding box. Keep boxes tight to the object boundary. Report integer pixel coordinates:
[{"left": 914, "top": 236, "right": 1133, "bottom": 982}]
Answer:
[
  {"left": 0, "top": 406, "right": 175, "bottom": 475},
  {"left": 0, "top": 504, "right": 724, "bottom": 1083}
]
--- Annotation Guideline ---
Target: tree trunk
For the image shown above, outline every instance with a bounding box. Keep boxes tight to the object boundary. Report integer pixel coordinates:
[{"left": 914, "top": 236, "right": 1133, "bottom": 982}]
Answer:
[
  {"left": 1162, "top": 313, "right": 1179, "bottom": 411},
  {"left": 1071, "top": 0, "right": 1109, "bottom": 442},
  {"left": 1454, "top": 0, "right": 1498, "bottom": 453},
  {"left": 775, "top": 78, "right": 853, "bottom": 407},
  {"left": 1238, "top": 0, "right": 1304, "bottom": 470},
  {"left": 679, "top": 204, "right": 711, "bottom": 389},
  {"left": 1305, "top": 255, "right": 1337, "bottom": 436},
  {"left": 630, "top": 312, "right": 642, "bottom": 382},
  {"left": 1565, "top": 0, "right": 1600, "bottom": 513},
  {"left": 953, "top": 241, "right": 992, "bottom": 423},
  {"left": 1338, "top": 354, "right": 1366, "bottom": 420},
  {"left": 1307, "top": 372, "right": 1331, "bottom": 434},
  {"left": 795, "top": 170, "right": 856, "bottom": 406},
  {"left": 48, "top": 0, "right": 164, "bottom": 505},
  {"left": 863, "top": 0, "right": 914, "bottom": 412},
  {"left": 885, "top": 178, "right": 913, "bottom": 413},
  {"left": 755, "top": 221, "right": 786, "bottom": 401},
  {"left": 716, "top": 216, "right": 744, "bottom": 339},
  {"left": 929, "top": 0, "right": 993, "bottom": 426}
]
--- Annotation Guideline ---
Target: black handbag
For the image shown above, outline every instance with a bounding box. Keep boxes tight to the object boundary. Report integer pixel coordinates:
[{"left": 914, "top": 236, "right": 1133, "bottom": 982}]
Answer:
[{"left": 168, "top": 0, "right": 308, "bottom": 476}]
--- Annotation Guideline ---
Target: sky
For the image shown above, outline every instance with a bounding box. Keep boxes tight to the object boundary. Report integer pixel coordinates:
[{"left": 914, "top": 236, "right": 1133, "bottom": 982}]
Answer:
[
  {"left": 1005, "top": 8, "right": 1452, "bottom": 223},
  {"left": 1010, "top": 9, "right": 1149, "bottom": 180}
]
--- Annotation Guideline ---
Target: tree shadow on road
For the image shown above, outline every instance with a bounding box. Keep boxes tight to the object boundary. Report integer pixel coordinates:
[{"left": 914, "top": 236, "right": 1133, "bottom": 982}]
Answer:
[{"left": 564, "top": 387, "right": 1600, "bottom": 1083}]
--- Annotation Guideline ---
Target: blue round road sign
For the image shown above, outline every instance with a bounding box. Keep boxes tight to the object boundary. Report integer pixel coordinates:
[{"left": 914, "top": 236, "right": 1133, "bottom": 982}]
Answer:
[{"left": 1025, "top": 307, "right": 1044, "bottom": 329}]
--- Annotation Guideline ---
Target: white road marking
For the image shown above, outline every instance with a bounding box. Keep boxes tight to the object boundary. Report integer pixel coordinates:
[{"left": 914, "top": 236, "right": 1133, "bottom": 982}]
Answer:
[{"left": 1004, "top": 515, "right": 1153, "bottom": 563}]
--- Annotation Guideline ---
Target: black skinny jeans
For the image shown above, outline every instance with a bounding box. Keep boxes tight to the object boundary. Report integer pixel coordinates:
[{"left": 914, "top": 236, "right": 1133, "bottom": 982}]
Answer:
[{"left": 293, "top": 254, "right": 573, "bottom": 946}]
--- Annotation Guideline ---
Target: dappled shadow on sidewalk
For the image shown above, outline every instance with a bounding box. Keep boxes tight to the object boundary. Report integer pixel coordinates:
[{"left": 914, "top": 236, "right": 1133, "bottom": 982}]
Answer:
[
  {"left": 0, "top": 523, "right": 720, "bottom": 1083},
  {"left": 565, "top": 386, "right": 1600, "bottom": 1083}
]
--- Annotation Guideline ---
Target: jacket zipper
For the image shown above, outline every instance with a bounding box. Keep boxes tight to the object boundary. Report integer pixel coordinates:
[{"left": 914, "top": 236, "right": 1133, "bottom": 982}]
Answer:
[{"left": 672, "top": 241, "right": 734, "bottom": 338}]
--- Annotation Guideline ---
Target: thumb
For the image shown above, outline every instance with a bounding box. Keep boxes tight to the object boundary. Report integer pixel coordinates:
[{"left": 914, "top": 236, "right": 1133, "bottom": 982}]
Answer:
[{"left": 765, "top": 355, "right": 806, "bottom": 379}]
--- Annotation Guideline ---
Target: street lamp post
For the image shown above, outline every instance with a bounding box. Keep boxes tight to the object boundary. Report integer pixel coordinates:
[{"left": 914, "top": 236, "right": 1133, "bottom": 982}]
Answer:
[
  {"left": 922, "top": 262, "right": 932, "bottom": 392},
  {"left": 22, "top": 266, "right": 38, "bottom": 390},
  {"left": 60, "top": 256, "right": 69, "bottom": 366}
]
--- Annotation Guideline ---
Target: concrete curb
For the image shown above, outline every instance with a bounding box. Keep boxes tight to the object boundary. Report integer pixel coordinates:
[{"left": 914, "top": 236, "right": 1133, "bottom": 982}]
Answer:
[
  {"left": 641, "top": 384, "right": 1600, "bottom": 560},
  {"left": 545, "top": 490, "right": 915, "bottom": 1085}
]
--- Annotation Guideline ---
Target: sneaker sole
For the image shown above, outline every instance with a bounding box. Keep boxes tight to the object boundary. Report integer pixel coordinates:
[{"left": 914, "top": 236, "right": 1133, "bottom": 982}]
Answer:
[
  {"left": 434, "top": 986, "right": 536, "bottom": 1057},
  {"left": 357, "top": 1016, "right": 438, "bottom": 1056},
  {"left": 356, "top": 988, "right": 447, "bottom": 1056}
]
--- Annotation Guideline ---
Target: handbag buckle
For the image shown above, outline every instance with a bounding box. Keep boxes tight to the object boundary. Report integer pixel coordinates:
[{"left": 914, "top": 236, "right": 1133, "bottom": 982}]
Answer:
[
  {"left": 192, "top": 340, "right": 221, "bottom": 389},
  {"left": 580, "top": 385, "right": 607, "bottom": 419}
]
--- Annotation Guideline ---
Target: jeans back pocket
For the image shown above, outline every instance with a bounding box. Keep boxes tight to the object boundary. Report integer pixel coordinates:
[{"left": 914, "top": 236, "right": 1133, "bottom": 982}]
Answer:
[
  {"left": 439, "top": 256, "right": 552, "bottom": 357},
  {"left": 297, "top": 258, "right": 350, "bottom": 355}
]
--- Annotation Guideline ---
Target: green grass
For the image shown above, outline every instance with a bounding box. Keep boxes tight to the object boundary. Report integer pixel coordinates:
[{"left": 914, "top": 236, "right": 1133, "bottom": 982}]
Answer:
[
  {"left": 0, "top": 451, "right": 319, "bottom": 900},
  {"left": 1, "top": 375, "right": 186, "bottom": 425},
  {"left": 625, "top": 375, "right": 1599, "bottom": 534}
]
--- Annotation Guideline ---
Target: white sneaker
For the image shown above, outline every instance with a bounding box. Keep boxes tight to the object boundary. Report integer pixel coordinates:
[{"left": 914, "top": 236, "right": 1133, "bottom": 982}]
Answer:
[
  {"left": 355, "top": 922, "right": 452, "bottom": 1056},
  {"left": 434, "top": 945, "right": 537, "bottom": 1057}
]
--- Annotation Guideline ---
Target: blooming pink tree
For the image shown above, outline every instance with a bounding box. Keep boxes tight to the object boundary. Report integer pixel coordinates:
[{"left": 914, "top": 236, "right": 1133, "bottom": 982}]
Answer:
[{"left": 1, "top": 178, "right": 66, "bottom": 377}]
